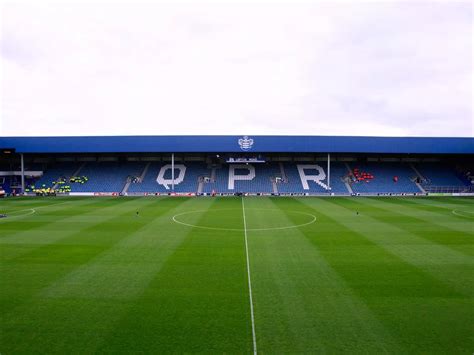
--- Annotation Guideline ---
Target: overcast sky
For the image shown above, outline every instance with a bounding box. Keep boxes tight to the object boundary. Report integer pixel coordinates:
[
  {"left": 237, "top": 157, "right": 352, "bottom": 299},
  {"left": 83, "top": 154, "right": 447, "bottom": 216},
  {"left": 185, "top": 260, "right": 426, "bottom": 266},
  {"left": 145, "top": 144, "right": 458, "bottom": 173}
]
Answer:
[{"left": 1, "top": 1, "right": 472, "bottom": 137}]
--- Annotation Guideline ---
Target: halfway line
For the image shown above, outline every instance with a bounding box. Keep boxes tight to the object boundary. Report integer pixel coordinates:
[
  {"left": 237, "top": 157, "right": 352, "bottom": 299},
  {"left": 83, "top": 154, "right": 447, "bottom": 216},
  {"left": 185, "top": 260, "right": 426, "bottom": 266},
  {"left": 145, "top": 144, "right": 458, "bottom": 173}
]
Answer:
[{"left": 242, "top": 196, "right": 257, "bottom": 354}]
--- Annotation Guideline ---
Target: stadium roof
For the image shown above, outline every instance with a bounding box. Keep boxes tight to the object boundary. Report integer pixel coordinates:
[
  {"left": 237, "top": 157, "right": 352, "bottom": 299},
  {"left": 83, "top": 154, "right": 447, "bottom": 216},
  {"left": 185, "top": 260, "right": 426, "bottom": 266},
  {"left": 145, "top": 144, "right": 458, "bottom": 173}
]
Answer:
[{"left": 0, "top": 136, "right": 473, "bottom": 154}]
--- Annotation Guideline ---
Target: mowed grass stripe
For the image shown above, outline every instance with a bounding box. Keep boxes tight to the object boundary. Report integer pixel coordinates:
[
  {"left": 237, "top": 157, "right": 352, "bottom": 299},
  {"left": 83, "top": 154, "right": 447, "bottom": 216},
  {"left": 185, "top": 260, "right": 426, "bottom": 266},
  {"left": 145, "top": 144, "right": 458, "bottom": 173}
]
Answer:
[
  {"left": 0, "top": 197, "right": 105, "bottom": 237},
  {"left": 42, "top": 197, "right": 208, "bottom": 300},
  {"left": 241, "top": 196, "right": 257, "bottom": 355},
  {"left": 0, "top": 197, "right": 140, "bottom": 241},
  {"left": 386, "top": 197, "right": 474, "bottom": 222},
  {"left": 393, "top": 196, "right": 474, "bottom": 210},
  {"left": 356, "top": 197, "right": 474, "bottom": 235},
  {"left": 0, "top": 197, "right": 158, "bottom": 261},
  {"left": 0, "top": 196, "right": 89, "bottom": 212},
  {"left": 391, "top": 197, "right": 474, "bottom": 222},
  {"left": 1, "top": 197, "right": 191, "bottom": 354},
  {"left": 243, "top": 197, "right": 400, "bottom": 353},
  {"left": 284, "top": 197, "right": 472, "bottom": 354},
  {"left": 1, "top": 196, "right": 473, "bottom": 354},
  {"left": 339, "top": 197, "right": 474, "bottom": 257},
  {"left": 274, "top": 197, "right": 463, "bottom": 299},
  {"left": 95, "top": 197, "right": 253, "bottom": 353},
  {"left": 1, "top": 197, "right": 163, "bottom": 309},
  {"left": 419, "top": 196, "right": 474, "bottom": 206},
  {"left": 306, "top": 198, "right": 474, "bottom": 298}
]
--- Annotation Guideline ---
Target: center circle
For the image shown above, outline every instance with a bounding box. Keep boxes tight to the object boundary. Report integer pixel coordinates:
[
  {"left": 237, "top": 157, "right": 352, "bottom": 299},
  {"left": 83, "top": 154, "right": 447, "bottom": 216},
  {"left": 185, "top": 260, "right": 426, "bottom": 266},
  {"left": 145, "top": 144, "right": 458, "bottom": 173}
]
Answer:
[{"left": 172, "top": 208, "right": 316, "bottom": 231}]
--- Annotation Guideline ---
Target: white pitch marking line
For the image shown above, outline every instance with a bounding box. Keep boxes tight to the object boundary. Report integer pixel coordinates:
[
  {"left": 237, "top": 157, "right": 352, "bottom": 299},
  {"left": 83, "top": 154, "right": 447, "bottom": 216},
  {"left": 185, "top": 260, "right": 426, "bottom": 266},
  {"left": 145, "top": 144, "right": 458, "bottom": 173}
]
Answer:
[
  {"left": 171, "top": 208, "right": 316, "bottom": 232},
  {"left": 0, "top": 208, "right": 36, "bottom": 220},
  {"left": 0, "top": 199, "right": 85, "bottom": 222},
  {"left": 3, "top": 199, "right": 77, "bottom": 214},
  {"left": 242, "top": 197, "right": 257, "bottom": 355},
  {"left": 451, "top": 209, "right": 474, "bottom": 218}
]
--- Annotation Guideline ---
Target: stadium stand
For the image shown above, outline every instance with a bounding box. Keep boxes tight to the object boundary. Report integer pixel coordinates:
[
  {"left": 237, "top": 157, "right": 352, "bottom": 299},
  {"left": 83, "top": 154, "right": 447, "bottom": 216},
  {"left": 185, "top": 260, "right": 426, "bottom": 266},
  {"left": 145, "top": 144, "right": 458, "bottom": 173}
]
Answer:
[
  {"left": 417, "top": 163, "right": 468, "bottom": 186},
  {"left": 277, "top": 162, "right": 349, "bottom": 194},
  {"left": 8, "top": 159, "right": 470, "bottom": 195},
  {"left": 328, "top": 163, "right": 353, "bottom": 194},
  {"left": 202, "top": 163, "right": 279, "bottom": 194},
  {"left": 278, "top": 164, "right": 325, "bottom": 194},
  {"left": 128, "top": 162, "right": 209, "bottom": 193},
  {"left": 69, "top": 162, "right": 146, "bottom": 193},
  {"left": 0, "top": 177, "right": 12, "bottom": 194},
  {"left": 416, "top": 163, "right": 471, "bottom": 193},
  {"left": 348, "top": 163, "right": 421, "bottom": 194},
  {"left": 30, "top": 162, "right": 79, "bottom": 190}
]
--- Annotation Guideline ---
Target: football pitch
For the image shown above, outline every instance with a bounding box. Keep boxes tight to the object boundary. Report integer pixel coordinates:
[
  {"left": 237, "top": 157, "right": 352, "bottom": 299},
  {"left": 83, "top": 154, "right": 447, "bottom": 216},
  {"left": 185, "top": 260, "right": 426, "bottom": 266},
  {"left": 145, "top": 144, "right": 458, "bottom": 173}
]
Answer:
[{"left": 1, "top": 196, "right": 473, "bottom": 354}]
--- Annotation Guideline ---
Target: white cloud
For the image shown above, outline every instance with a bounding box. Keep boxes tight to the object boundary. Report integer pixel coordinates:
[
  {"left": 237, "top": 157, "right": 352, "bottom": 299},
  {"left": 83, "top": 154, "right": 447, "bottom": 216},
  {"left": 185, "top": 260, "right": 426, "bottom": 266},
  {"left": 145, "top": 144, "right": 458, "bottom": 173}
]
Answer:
[{"left": 1, "top": 1, "right": 472, "bottom": 137}]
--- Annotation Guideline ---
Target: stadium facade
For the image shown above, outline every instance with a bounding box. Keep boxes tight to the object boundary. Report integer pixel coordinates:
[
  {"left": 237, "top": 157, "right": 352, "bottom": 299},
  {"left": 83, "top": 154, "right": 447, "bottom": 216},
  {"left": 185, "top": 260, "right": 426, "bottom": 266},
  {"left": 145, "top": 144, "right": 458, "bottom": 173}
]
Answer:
[{"left": 0, "top": 135, "right": 473, "bottom": 197}]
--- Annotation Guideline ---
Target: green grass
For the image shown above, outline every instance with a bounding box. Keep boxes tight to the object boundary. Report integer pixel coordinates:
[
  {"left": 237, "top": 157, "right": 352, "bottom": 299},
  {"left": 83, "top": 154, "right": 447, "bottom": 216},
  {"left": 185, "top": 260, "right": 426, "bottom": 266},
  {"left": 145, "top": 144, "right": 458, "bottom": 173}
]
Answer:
[{"left": 1, "top": 196, "right": 473, "bottom": 354}]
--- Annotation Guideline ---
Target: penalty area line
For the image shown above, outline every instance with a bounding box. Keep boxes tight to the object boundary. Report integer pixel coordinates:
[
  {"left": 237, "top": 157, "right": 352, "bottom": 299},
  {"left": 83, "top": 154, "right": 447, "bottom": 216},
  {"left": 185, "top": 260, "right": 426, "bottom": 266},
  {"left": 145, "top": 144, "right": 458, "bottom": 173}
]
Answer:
[{"left": 242, "top": 197, "right": 257, "bottom": 354}]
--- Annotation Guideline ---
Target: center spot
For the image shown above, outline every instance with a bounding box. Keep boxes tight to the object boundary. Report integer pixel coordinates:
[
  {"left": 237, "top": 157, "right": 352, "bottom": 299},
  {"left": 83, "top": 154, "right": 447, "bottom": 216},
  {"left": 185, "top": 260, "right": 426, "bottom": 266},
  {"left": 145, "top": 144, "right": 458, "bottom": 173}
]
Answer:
[{"left": 172, "top": 208, "right": 316, "bottom": 231}]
